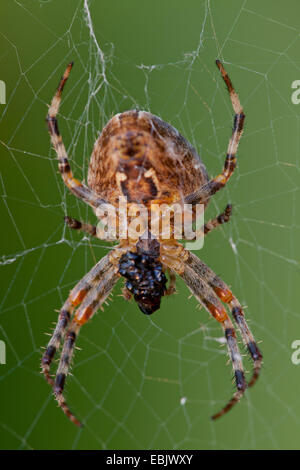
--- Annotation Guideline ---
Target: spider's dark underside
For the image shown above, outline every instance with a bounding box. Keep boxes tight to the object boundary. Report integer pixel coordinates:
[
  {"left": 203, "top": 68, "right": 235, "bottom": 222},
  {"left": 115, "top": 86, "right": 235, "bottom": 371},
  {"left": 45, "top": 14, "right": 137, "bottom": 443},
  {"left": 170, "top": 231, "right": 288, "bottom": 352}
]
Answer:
[
  {"left": 42, "top": 60, "right": 262, "bottom": 427},
  {"left": 119, "top": 237, "right": 167, "bottom": 315}
]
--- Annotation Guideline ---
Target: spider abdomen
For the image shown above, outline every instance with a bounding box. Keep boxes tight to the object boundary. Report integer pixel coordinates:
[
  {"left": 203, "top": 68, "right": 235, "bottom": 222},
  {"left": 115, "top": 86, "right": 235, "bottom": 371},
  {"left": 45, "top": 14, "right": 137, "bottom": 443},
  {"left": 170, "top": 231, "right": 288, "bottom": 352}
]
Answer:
[
  {"left": 88, "top": 110, "right": 209, "bottom": 206},
  {"left": 118, "top": 250, "right": 167, "bottom": 315}
]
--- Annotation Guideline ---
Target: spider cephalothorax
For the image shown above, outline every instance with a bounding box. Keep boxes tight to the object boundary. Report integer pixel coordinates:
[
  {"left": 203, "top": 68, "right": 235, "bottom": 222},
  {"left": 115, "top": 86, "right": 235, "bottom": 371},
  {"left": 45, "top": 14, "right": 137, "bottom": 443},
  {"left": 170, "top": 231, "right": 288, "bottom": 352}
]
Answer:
[
  {"left": 119, "top": 237, "right": 167, "bottom": 315},
  {"left": 42, "top": 61, "right": 262, "bottom": 427}
]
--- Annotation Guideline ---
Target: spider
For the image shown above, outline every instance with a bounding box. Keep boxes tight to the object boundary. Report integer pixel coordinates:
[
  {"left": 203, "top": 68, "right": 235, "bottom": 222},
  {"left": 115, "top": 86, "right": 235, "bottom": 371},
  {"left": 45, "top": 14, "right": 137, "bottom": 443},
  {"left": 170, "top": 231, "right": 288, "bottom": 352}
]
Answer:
[{"left": 42, "top": 60, "right": 262, "bottom": 426}]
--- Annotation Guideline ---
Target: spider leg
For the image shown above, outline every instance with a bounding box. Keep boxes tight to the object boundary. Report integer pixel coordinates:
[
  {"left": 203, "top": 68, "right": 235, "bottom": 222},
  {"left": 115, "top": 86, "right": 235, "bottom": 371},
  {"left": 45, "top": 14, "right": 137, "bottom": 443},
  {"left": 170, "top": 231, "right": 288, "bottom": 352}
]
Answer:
[
  {"left": 42, "top": 301, "right": 74, "bottom": 386},
  {"left": 212, "top": 318, "right": 247, "bottom": 419},
  {"left": 64, "top": 216, "right": 97, "bottom": 237},
  {"left": 122, "top": 285, "right": 133, "bottom": 301},
  {"left": 179, "top": 263, "right": 247, "bottom": 419},
  {"left": 186, "top": 251, "right": 262, "bottom": 390},
  {"left": 204, "top": 204, "right": 232, "bottom": 236},
  {"left": 46, "top": 63, "right": 110, "bottom": 211},
  {"left": 54, "top": 320, "right": 81, "bottom": 426},
  {"left": 163, "top": 250, "right": 247, "bottom": 419},
  {"left": 184, "top": 61, "right": 245, "bottom": 205},
  {"left": 54, "top": 265, "right": 119, "bottom": 426},
  {"left": 41, "top": 253, "right": 115, "bottom": 385},
  {"left": 122, "top": 278, "right": 133, "bottom": 301},
  {"left": 165, "top": 269, "right": 176, "bottom": 296}
]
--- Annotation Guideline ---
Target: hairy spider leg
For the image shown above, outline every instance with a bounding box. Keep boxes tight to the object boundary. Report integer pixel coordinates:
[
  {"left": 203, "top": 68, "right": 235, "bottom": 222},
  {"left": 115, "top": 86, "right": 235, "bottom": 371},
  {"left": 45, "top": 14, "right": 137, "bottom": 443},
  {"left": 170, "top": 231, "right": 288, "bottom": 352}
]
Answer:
[
  {"left": 54, "top": 264, "right": 119, "bottom": 426},
  {"left": 184, "top": 60, "right": 245, "bottom": 206},
  {"left": 46, "top": 62, "right": 109, "bottom": 211},
  {"left": 179, "top": 263, "right": 247, "bottom": 419},
  {"left": 204, "top": 204, "right": 233, "bottom": 235},
  {"left": 53, "top": 321, "right": 81, "bottom": 426},
  {"left": 186, "top": 252, "right": 262, "bottom": 400},
  {"left": 42, "top": 254, "right": 115, "bottom": 385},
  {"left": 42, "top": 302, "right": 74, "bottom": 386},
  {"left": 64, "top": 216, "right": 97, "bottom": 237}
]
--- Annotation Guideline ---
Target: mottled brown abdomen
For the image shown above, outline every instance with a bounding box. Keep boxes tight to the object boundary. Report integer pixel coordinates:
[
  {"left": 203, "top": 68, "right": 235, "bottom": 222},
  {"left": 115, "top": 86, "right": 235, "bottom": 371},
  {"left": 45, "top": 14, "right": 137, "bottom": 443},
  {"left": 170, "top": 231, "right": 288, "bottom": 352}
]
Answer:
[{"left": 88, "top": 110, "right": 209, "bottom": 206}]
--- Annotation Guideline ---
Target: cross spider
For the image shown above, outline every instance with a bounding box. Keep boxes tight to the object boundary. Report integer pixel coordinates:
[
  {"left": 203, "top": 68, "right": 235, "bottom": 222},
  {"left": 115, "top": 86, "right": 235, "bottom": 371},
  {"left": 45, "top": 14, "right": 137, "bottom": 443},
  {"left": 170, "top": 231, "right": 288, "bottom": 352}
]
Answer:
[{"left": 42, "top": 61, "right": 262, "bottom": 426}]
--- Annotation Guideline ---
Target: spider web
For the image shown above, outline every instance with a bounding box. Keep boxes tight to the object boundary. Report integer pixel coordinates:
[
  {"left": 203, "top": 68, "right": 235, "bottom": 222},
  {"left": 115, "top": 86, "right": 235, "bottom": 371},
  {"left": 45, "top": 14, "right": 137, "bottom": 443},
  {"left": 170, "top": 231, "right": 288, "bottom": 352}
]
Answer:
[{"left": 1, "top": 0, "right": 300, "bottom": 450}]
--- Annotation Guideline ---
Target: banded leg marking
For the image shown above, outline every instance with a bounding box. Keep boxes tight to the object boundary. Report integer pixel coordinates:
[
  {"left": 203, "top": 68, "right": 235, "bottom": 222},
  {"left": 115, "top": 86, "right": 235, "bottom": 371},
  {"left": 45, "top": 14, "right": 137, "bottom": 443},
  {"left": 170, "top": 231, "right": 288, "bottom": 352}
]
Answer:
[
  {"left": 42, "top": 305, "right": 73, "bottom": 385},
  {"left": 231, "top": 302, "right": 262, "bottom": 388},
  {"left": 46, "top": 62, "right": 107, "bottom": 209},
  {"left": 204, "top": 204, "right": 233, "bottom": 236},
  {"left": 175, "top": 262, "right": 248, "bottom": 419},
  {"left": 184, "top": 61, "right": 245, "bottom": 206},
  {"left": 54, "top": 267, "right": 119, "bottom": 426},
  {"left": 64, "top": 216, "right": 97, "bottom": 237},
  {"left": 54, "top": 321, "right": 82, "bottom": 427},
  {"left": 211, "top": 318, "right": 247, "bottom": 420},
  {"left": 186, "top": 251, "right": 262, "bottom": 390},
  {"left": 42, "top": 253, "right": 118, "bottom": 410}
]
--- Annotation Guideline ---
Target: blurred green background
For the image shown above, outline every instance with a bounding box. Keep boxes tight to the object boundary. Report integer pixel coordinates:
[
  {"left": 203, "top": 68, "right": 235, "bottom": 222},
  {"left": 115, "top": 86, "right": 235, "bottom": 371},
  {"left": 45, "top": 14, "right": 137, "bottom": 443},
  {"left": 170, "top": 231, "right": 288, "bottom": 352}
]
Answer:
[{"left": 1, "top": 0, "right": 300, "bottom": 450}]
